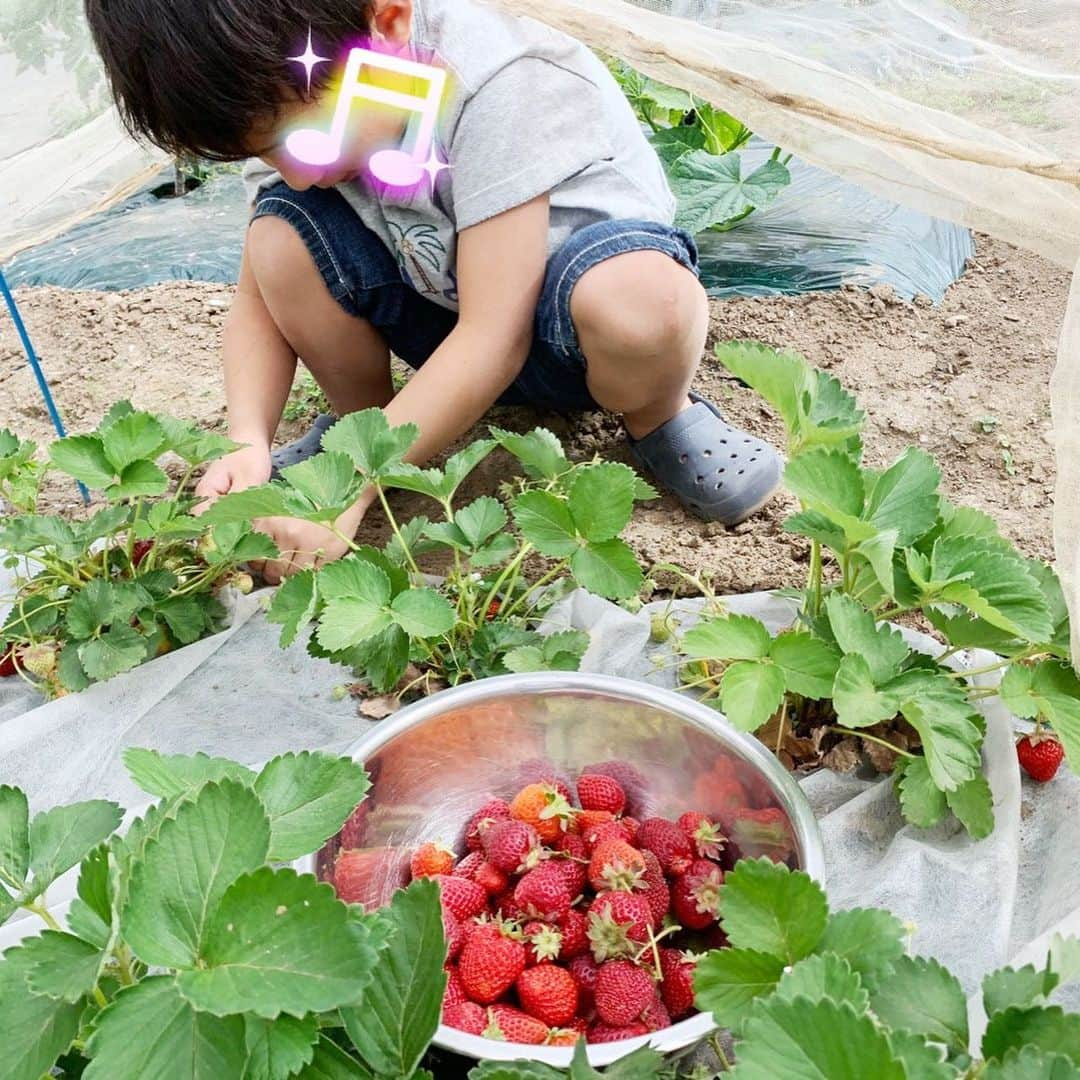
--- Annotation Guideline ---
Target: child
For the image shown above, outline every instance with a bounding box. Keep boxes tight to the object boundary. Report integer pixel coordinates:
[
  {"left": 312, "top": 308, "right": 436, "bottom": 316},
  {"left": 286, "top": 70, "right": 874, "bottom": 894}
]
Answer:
[{"left": 87, "top": 0, "right": 781, "bottom": 583}]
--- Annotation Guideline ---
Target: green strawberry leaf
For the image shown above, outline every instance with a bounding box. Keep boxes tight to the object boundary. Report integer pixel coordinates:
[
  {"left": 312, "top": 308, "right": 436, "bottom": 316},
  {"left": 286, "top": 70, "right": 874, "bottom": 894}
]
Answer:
[
  {"left": 502, "top": 645, "right": 547, "bottom": 673},
  {"left": 982, "top": 1047, "right": 1080, "bottom": 1080},
  {"left": 732, "top": 995, "right": 906, "bottom": 1079},
  {"left": 814, "top": 907, "right": 906, "bottom": 984},
  {"left": 389, "top": 588, "right": 455, "bottom": 639},
  {"left": 1027, "top": 661, "right": 1080, "bottom": 771},
  {"left": 773, "top": 953, "right": 868, "bottom": 1013},
  {"left": 469, "top": 532, "right": 518, "bottom": 568},
  {"left": 0, "top": 784, "right": 30, "bottom": 890},
  {"left": 896, "top": 756, "right": 948, "bottom": 828},
  {"left": 253, "top": 751, "right": 370, "bottom": 863},
  {"left": 67, "top": 579, "right": 116, "bottom": 639},
  {"left": 982, "top": 1007, "right": 1080, "bottom": 1067},
  {"left": 682, "top": 613, "right": 772, "bottom": 661},
  {"left": 567, "top": 462, "right": 638, "bottom": 542},
  {"left": 897, "top": 673, "right": 983, "bottom": 792},
  {"left": 350, "top": 624, "right": 410, "bottom": 693},
  {"left": 1001, "top": 664, "right": 1039, "bottom": 719},
  {"left": 380, "top": 463, "right": 451, "bottom": 502},
  {"left": 49, "top": 434, "right": 115, "bottom": 488},
  {"left": 983, "top": 965, "right": 1059, "bottom": 1017},
  {"left": 176, "top": 867, "right": 387, "bottom": 1018},
  {"left": 468, "top": 1062, "right": 565, "bottom": 1080},
  {"left": 693, "top": 947, "right": 786, "bottom": 1028},
  {"left": 570, "top": 539, "right": 643, "bottom": 600},
  {"left": 18, "top": 929, "right": 105, "bottom": 1002},
  {"left": 719, "top": 858, "right": 828, "bottom": 964},
  {"left": 825, "top": 593, "right": 909, "bottom": 683},
  {"left": 56, "top": 642, "right": 92, "bottom": 693},
  {"left": 276, "top": 453, "right": 359, "bottom": 509},
  {"left": 832, "top": 654, "right": 901, "bottom": 729},
  {"left": 205, "top": 521, "right": 279, "bottom": 564},
  {"left": 106, "top": 459, "right": 170, "bottom": 500},
  {"left": 340, "top": 878, "right": 445, "bottom": 1078},
  {"left": 101, "top": 411, "right": 166, "bottom": 472},
  {"left": 490, "top": 426, "right": 570, "bottom": 481},
  {"left": 784, "top": 449, "right": 870, "bottom": 540},
  {"left": 27, "top": 799, "right": 123, "bottom": 900},
  {"left": 887, "top": 1032, "right": 957, "bottom": 1080},
  {"left": 443, "top": 438, "right": 498, "bottom": 494},
  {"left": 317, "top": 597, "right": 393, "bottom": 652},
  {"left": 945, "top": 772, "right": 994, "bottom": 839},
  {"left": 455, "top": 496, "right": 507, "bottom": 549},
  {"left": 1049, "top": 935, "right": 1080, "bottom": 986},
  {"left": 243, "top": 1014, "right": 320, "bottom": 1080},
  {"left": 296, "top": 1036, "right": 376, "bottom": 1079},
  {"left": 0, "top": 942, "right": 85, "bottom": 1080},
  {"left": 156, "top": 596, "right": 210, "bottom": 645},
  {"left": 320, "top": 409, "right": 417, "bottom": 479},
  {"left": 199, "top": 485, "right": 292, "bottom": 524},
  {"left": 863, "top": 447, "right": 941, "bottom": 546},
  {"left": 122, "top": 748, "right": 256, "bottom": 800},
  {"left": 769, "top": 632, "right": 840, "bottom": 699},
  {"left": 157, "top": 417, "right": 238, "bottom": 466},
  {"left": 870, "top": 955, "right": 969, "bottom": 1052},
  {"left": 721, "top": 660, "right": 786, "bottom": 732},
  {"left": 267, "top": 570, "right": 319, "bottom": 648},
  {"left": 512, "top": 491, "right": 578, "bottom": 557},
  {"left": 122, "top": 780, "right": 270, "bottom": 969},
  {"left": 79, "top": 624, "right": 150, "bottom": 680},
  {"left": 84, "top": 976, "right": 247, "bottom": 1080},
  {"left": 67, "top": 843, "right": 113, "bottom": 948}
]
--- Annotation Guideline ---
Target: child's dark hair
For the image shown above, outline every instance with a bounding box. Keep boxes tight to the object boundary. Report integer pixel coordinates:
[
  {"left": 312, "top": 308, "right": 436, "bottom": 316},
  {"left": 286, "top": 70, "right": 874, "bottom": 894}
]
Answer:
[{"left": 85, "top": 0, "right": 374, "bottom": 160}]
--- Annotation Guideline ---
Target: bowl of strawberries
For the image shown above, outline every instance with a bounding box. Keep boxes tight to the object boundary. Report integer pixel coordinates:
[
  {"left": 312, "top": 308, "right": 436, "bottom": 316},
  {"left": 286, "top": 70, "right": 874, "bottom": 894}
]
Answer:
[{"left": 314, "top": 672, "right": 824, "bottom": 1067}]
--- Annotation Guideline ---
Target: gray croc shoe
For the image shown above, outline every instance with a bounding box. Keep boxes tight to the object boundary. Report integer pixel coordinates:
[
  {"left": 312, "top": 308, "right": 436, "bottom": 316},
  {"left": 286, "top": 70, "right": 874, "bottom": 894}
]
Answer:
[
  {"left": 628, "top": 393, "right": 782, "bottom": 525},
  {"left": 270, "top": 413, "right": 337, "bottom": 479}
]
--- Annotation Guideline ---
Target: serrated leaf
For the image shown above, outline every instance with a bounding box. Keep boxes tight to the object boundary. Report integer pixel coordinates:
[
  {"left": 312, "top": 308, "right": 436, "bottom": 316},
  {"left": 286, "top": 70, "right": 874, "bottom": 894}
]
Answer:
[
  {"left": 983, "top": 1047, "right": 1080, "bottom": 1080},
  {"left": 315, "top": 554, "right": 392, "bottom": 604},
  {"left": 157, "top": 595, "right": 208, "bottom": 645},
  {"left": 280, "top": 452, "right": 361, "bottom": 508},
  {"left": 380, "top": 463, "right": 450, "bottom": 502},
  {"left": 863, "top": 448, "right": 941, "bottom": 546},
  {"left": 176, "top": 868, "right": 384, "bottom": 1018},
  {"left": 945, "top": 772, "right": 994, "bottom": 839},
  {"left": 543, "top": 628, "right": 590, "bottom": 665},
  {"left": 721, "top": 661, "right": 786, "bottom": 732},
  {"left": 122, "top": 780, "right": 270, "bottom": 969},
  {"left": 101, "top": 412, "right": 166, "bottom": 472},
  {"left": 732, "top": 995, "right": 906, "bottom": 1079},
  {"left": 351, "top": 624, "right": 410, "bottom": 693},
  {"left": 84, "top": 976, "right": 247, "bottom": 1080},
  {"left": 568, "top": 462, "right": 638, "bottom": 542},
  {"left": 983, "top": 965, "right": 1058, "bottom": 1017},
  {"left": 79, "top": 623, "right": 149, "bottom": 680},
  {"left": 340, "top": 878, "right": 445, "bottom": 1077},
  {"left": 468, "top": 1062, "right": 565, "bottom": 1080},
  {"left": 0, "top": 784, "right": 29, "bottom": 889},
  {"left": 983, "top": 1007, "right": 1080, "bottom": 1066},
  {"left": 199, "top": 484, "right": 292, "bottom": 524},
  {"left": 825, "top": 593, "right": 909, "bottom": 683},
  {"left": 67, "top": 843, "right": 112, "bottom": 948},
  {"left": 317, "top": 597, "right": 393, "bottom": 652},
  {"left": 243, "top": 1014, "right": 319, "bottom": 1080},
  {"left": 455, "top": 496, "right": 507, "bottom": 549},
  {"left": 122, "top": 748, "right": 256, "bottom": 800},
  {"left": 67, "top": 578, "right": 115, "bottom": 639},
  {"left": 896, "top": 756, "right": 948, "bottom": 828},
  {"left": 469, "top": 532, "right": 518, "bottom": 568},
  {"left": 49, "top": 434, "right": 115, "bottom": 487},
  {"left": 490, "top": 426, "right": 569, "bottom": 481},
  {"left": 832, "top": 654, "right": 901, "bottom": 729},
  {"left": 19, "top": 929, "right": 104, "bottom": 1002},
  {"left": 207, "top": 521, "right": 279, "bottom": 563},
  {"left": 254, "top": 752, "right": 370, "bottom": 863},
  {"left": 390, "top": 588, "right": 455, "bottom": 639},
  {"left": 107, "top": 458, "right": 170, "bottom": 500},
  {"left": 423, "top": 520, "right": 469, "bottom": 550},
  {"left": 570, "top": 539, "right": 643, "bottom": 600},
  {"left": 1028, "top": 662, "right": 1080, "bottom": 771},
  {"left": 693, "top": 947, "right": 785, "bottom": 1027},
  {"left": 503, "top": 645, "right": 546, "bottom": 673},
  {"left": 783, "top": 510, "right": 847, "bottom": 551},
  {"left": 56, "top": 642, "right": 91, "bottom": 692},
  {"left": 320, "top": 409, "right": 417, "bottom": 478},
  {"left": 512, "top": 491, "right": 578, "bottom": 557},
  {"left": 870, "top": 955, "right": 968, "bottom": 1051},
  {"left": 887, "top": 1031, "right": 958, "bottom": 1080},
  {"left": 1001, "top": 664, "right": 1039, "bottom": 718},
  {"left": 1049, "top": 935, "right": 1080, "bottom": 985},
  {"left": 267, "top": 570, "right": 319, "bottom": 648},
  {"left": 670, "top": 151, "right": 789, "bottom": 234},
  {"left": 784, "top": 449, "right": 868, "bottom": 534},
  {"left": 720, "top": 858, "right": 828, "bottom": 963},
  {"left": 815, "top": 907, "right": 906, "bottom": 983},
  {"left": 769, "top": 632, "right": 840, "bottom": 699},
  {"left": 0, "top": 942, "right": 84, "bottom": 1080},
  {"left": 774, "top": 953, "right": 869, "bottom": 1013},
  {"left": 296, "top": 1037, "right": 375, "bottom": 1079},
  {"left": 898, "top": 674, "right": 983, "bottom": 792},
  {"left": 444, "top": 438, "right": 497, "bottom": 492},
  {"left": 683, "top": 613, "right": 772, "bottom": 661},
  {"left": 27, "top": 799, "right": 123, "bottom": 899}
]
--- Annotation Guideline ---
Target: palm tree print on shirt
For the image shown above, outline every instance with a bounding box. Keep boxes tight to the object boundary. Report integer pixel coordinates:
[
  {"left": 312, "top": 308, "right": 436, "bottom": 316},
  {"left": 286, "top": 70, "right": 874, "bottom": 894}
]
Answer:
[{"left": 388, "top": 222, "right": 447, "bottom": 296}]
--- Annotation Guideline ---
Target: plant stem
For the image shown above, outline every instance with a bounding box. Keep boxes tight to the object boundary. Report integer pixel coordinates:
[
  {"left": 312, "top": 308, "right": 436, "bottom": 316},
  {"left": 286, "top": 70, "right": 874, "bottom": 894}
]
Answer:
[
  {"left": 775, "top": 698, "right": 789, "bottom": 756},
  {"left": 328, "top": 526, "right": 361, "bottom": 555},
  {"left": 115, "top": 946, "right": 136, "bottom": 987},
  {"left": 25, "top": 899, "right": 63, "bottom": 932},
  {"left": 93, "top": 985, "right": 109, "bottom": 1009},
  {"left": 807, "top": 540, "right": 823, "bottom": 616},
  {"left": 480, "top": 542, "right": 533, "bottom": 618},
  {"left": 826, "top": 726, "right": 915, "bottom": 759},
  {"left": 374, "top": 484, "right": 420, "bottom": 576},
  {"left": 946, "top": 655, "right": 1028, "bottom": 681},
  {"left": 710, "top": 1034, "right": 734, "bottom": 1072},
  {"left": 501, "top": 558, "right": 571, "bottom": 621}
]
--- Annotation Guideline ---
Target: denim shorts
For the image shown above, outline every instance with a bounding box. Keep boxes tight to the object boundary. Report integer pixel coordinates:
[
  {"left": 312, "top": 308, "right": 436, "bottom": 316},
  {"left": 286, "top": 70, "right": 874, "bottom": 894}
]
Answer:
[{"left": 251, "top": 181, "right": 698, "bottom": 412}]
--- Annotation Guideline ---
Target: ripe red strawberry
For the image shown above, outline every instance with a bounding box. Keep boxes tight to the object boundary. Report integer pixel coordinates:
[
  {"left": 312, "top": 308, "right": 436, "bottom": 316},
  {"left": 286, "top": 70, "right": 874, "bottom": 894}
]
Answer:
[
  {"left": 548, "top": 848, "right": 588, "bottom": 898},
  {"left": 466, "top": 798, "right": 511, "bottom": 851},
  {"left": 1017, "top": 732, "right": 1065, "bottom": 782},
  {"left": 443, "top": 966, "right": 467, "bottom": 1007},
  {"left": 484, "top": 1004, "right": 549, "bottom": 1045},
  {"left": 515, "top": 865, "right": 572, "bottom": 922},
  {"left": 474, "top": 861, "right": 509, "bottom": 896},
  {"left": 659, "top": 948, "right": 698, "bottom": 1019},
  {"left": 730, "top": 807, "right": 795, "bottom": 862},
  {"left": 671, "top": 859, "right": 723, "bottom": 930},
  {"left": 620, "top": 816, "right": 641, "bottom": 845},
  {"left": 0, "top": 646, "right": 21, "bottom": 678},
  {"left": 443, "top": 911, "right": 465, "bottom": 961},
  {"left": 587, "top": 892, "right": 653, "bottom": 961},
  {"left": 494, "top": 890, "right": 526, "bottom": 922},
  {"left": 516, "top": 963, "right": 579, "bottom": 1027},
  {"left": 510, "top": 783, "right": 573, "bottom": 843},
  {"left": 584, "top": 820, "right": 635, "bottom": 852},
  {"left": 640, "top": 994, "right": 672, "bottom": 1032},
  {"left": 578, "top": 773, "right": 626, "bottom": 815},
  {"left": 333, "top": 848, "right": 407, "bottom": 907},
  {"left": 677, "top": 811, "right": 726, "bottom": 860},
  {"left": 459, "top": 924, "right": 526, "bottom": 1004},
  {"left": 523, "top": 920, "right": 563, "bottom": 965},
  {"left": 435, "top": 875, "right": 488, "bottom": 921},
  {"left": 486, "top": 599, "right": 501, "bottom": 620},
  {"left": 558, "top": 908, "right": 589, "bottom": 960},
  {"left": 638, "top": 818, "right": 693, "bottom": 876},
  {"left": 568, "top": 954, "right": 600, "bottom": 1014},
  {"left": 453, "top": 851, "right": 485, "bottom": 880},
  {"left": 587, "top": 1021, "right": 650, "bottom": 1043},
  {"left": 575, "top": 809, "right": 616, "bottom": 840},
  {"left": 131, "top": 539, "right": 155, "bottom": 566},
  {"left": 410, "top": 841, "right": 455, "bottom": 879},
  {"left": 581, "top": 761, "right": 650, "bottom": 816},
  {"left": 512, "top": 761, "right": 578, "bottom": 806},
  {"left": 589, "top": 839, "right": 646, "bottom": 893},
  {"left": 443, "top": 1000, "right": 486, "bottom": 1035},
  {"left": 640, "top": 850, "right": 671, "bottom": 926},
  {"left": 481, "top": 819, "right": 542, "bottom": 874},
  {"left": 594, "top": 960, "right": 656, "bottom": 1026}
]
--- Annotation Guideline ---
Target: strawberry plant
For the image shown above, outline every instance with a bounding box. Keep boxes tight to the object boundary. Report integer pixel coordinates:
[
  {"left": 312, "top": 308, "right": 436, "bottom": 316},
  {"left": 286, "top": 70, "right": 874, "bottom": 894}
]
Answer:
[
  {"left": 0, "top": 403, "right": 277, "bottom": 698},
  {"left": 0, "top": 747, "right": 451, "bottom": 1080},
  {"left": 607, "top": 60, "right": 792, "bottom": 235},
  {"left": 201, "top": 411, "right": 656, "bottom": 699},
  {"left": 677, "top": 342, "right": 1078, "bottom": 838}
]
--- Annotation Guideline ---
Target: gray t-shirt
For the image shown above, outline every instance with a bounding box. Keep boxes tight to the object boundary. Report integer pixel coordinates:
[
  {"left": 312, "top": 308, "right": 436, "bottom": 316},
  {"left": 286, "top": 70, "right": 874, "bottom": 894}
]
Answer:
[{"left": 244, "top": 0, "right": 674, "bottom": 310}]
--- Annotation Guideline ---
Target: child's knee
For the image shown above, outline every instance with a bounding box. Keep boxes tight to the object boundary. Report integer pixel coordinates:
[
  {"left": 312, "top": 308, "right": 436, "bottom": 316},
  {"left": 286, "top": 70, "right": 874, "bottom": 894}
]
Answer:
[{"left": 247, "top": 215, "right": 324, "bottom": 306}]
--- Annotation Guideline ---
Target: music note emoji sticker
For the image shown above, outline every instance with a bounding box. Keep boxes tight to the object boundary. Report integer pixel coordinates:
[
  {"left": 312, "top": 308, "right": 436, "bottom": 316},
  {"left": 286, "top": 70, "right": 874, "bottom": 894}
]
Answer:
[{"left": 286, "top": 46, "right": 449, "bottom": 190}]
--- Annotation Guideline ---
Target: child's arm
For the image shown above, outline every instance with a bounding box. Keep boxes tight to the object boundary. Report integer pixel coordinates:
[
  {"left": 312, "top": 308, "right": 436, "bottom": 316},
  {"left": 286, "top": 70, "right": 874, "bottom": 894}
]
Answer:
[
  {"left": 195, "top": 239, "right": 297, "bottom": 500},
  {"left": 254, "top": 194, "right": 550, "bottom": 583}
]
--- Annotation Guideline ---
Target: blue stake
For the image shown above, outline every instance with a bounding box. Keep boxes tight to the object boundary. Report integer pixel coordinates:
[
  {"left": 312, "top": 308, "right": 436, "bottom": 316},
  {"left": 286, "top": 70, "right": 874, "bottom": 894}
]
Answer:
[{"left": 0, "top": 268, "right": 89, "bottom": 504}]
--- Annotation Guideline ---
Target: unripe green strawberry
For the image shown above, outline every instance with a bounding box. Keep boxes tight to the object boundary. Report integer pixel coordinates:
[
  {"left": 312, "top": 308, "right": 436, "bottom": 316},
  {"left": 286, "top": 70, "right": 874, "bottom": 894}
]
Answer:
[{"left": 20, "top": 643, "right": 57, "bottom": 679}]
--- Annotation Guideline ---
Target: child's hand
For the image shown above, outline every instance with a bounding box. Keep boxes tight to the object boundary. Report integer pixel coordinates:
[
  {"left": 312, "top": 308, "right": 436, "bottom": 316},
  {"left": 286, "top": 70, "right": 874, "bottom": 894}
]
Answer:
[
  {"left": 250, "top": 507, "right": 364, "bottom": 584},
  {"left": 194, "top": 444, "right": 273, "bottom": 507}
]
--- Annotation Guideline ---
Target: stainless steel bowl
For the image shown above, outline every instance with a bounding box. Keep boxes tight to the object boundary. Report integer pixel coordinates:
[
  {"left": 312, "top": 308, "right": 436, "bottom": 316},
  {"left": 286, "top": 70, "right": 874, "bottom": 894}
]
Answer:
[{"left": 313, "top": 672, "right": 825, "bottom": 1068}]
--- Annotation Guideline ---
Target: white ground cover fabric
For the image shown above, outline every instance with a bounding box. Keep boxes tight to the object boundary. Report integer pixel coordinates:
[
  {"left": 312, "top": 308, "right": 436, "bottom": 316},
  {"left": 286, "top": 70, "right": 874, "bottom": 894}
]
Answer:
[{"left": 3, "top": 571, "right": 1079, "bottom": 1032}]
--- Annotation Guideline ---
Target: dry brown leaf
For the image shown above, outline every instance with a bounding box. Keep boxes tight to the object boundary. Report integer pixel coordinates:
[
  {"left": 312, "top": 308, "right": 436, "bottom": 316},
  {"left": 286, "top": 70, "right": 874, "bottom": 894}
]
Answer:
[
  {"left": 863, "top": 738, "right": 899, "bottom": 774},
  {"left": 358, "top": 695, "right": 401, "bottom": 720},
  {"left": 822, "top": 738, "right": 861, "bottom": 773}
]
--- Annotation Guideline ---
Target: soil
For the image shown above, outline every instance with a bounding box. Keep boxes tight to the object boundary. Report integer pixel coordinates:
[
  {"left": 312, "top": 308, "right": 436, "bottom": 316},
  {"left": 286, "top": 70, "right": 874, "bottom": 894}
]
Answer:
[{"left": 0, "top": 234, "right": 1067, "bottom": 595}]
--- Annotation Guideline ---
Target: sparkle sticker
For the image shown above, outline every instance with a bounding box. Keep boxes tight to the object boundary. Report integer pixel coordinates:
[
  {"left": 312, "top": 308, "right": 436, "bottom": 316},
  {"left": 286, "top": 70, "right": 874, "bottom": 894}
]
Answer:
[{"left": 285, "top": 34, "right": 449, "bottom": 191}]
